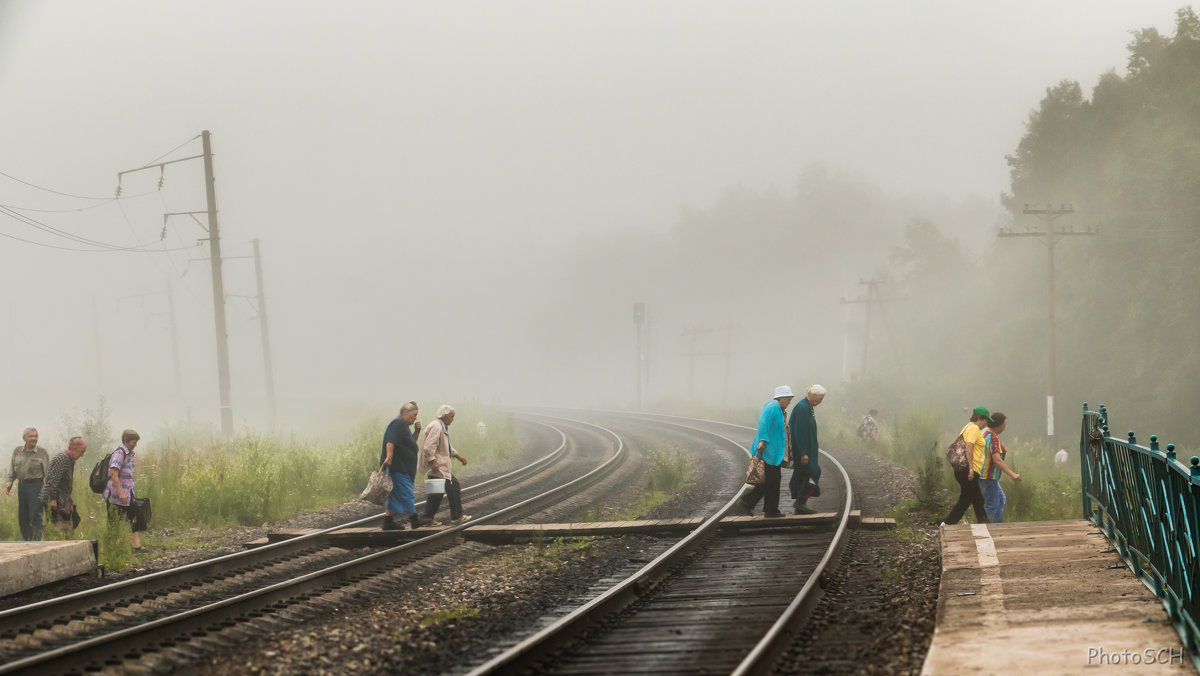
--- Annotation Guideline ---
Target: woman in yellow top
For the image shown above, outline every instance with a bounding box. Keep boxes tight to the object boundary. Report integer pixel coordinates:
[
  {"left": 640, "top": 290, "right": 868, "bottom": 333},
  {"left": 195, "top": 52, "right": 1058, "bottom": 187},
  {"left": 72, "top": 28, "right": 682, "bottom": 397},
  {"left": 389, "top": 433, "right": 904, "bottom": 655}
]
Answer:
[{"left": 940, "top": 407, "right": 993, "bottom": 525}]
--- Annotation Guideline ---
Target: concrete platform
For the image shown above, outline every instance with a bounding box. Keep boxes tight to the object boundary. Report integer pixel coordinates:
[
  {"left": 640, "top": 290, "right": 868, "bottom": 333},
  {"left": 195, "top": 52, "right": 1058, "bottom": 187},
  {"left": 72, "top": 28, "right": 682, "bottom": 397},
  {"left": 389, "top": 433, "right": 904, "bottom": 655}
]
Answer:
[
  {"left": 0, "top": 540, "right": 97, "bottom": 597},
  {"left": 922, "top": 520, "right": 1194, "bottom": 675}
]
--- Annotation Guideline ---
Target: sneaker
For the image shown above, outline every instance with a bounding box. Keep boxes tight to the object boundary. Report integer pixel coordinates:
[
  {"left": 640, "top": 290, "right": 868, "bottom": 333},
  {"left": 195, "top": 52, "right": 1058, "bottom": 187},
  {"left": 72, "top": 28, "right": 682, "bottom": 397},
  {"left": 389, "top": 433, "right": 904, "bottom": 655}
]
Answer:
[
  {"left": 794, "top": 505, "right": 817, "bottom": 515},
  {"left": 764, "top": 511, "right": 785, "bottom": 519},
  {"left": 450, "top": 515, "right": 473, "bottom": 525}
]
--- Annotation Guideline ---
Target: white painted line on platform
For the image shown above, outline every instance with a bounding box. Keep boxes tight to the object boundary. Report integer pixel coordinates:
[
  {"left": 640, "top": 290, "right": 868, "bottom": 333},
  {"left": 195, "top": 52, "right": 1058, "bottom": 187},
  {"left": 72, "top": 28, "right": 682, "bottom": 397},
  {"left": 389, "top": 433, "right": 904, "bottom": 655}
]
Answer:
[{"left": 971, "top": 523, "right": 1007, "bottom": 625}]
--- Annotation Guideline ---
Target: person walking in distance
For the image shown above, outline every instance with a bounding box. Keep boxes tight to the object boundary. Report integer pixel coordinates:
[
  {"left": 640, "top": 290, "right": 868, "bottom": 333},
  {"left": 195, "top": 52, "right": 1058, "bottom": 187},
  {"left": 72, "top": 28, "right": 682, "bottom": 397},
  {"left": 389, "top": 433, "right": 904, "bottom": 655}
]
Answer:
[
  {"left": 380, "top": 402, "right": 422, "bottom": 531},
  {"left": 419, "top": 405, "right": 471, "bottom": 525},
  {"left": 941, "top": 408, "right": 993, "bottom": 525},
  {"left": 40, "top": 436, "right": 87, "bottom": 533},
  {"left": 789, "top": 385, "right": 826, "bottom": 515},
  {"left": 5, "top": 427, "right": 50, "bottom": 540},
  {"left": 739, "top": 386, "right": 794, "bottom": 518}
]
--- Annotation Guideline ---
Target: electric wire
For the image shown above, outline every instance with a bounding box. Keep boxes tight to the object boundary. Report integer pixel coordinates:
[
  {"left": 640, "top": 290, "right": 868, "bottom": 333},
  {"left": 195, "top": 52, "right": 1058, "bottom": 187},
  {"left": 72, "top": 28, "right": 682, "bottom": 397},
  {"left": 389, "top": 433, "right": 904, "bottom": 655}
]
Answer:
[
  {"left": 0, "top": 206, "right": 199, "bottom": 253},
  {"left": 0, "top": 189, "right": 159, "bottom": 213},
  {"left": 0, "top": 169, "right": 112, "bottom": 200}
]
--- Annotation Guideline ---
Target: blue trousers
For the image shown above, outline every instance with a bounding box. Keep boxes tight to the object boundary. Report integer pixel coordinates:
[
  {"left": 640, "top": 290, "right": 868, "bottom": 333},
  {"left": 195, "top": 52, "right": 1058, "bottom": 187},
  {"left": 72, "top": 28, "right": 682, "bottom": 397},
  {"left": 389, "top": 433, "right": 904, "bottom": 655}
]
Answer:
[
  {"left": 980, "top": 478, "right": 1006, "bottom": 523},
  {"left": 17, "top": 480, "right": 44, "bottom": 541},
  {"left": 386, "top": 472, "right": 415, "bottom": 515}
]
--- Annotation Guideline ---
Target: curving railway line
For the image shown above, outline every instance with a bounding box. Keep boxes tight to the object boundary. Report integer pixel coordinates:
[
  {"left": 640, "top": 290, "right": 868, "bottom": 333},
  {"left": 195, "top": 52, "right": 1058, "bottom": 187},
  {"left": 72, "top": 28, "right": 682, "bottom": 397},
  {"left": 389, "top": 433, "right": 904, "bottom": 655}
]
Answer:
[
  {"left": 466, "top": 412, "right": 853, "bottom": 676},
  {"left": 0, "top": 412, "right": 859, "bottom": 675},
  {"left": 0, "top": 415, "right": 625, "bottom": 675}
]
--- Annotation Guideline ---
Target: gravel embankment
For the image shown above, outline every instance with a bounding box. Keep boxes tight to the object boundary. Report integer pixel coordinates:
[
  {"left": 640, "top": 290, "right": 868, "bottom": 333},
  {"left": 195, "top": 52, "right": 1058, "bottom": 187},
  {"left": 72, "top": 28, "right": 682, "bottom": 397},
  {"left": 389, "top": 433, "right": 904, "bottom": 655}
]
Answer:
[
  {"left": 203, "top": 424, "right": 740, "bottom": 675},
  {"left": 775, "top": 444, "right": 941, "bottom": 675}
]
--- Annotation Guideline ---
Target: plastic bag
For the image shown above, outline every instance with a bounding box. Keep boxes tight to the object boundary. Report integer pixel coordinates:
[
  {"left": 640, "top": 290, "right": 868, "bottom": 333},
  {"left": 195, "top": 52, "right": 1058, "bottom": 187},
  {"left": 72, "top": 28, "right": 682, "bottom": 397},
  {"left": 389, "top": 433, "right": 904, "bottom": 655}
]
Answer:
[{"left": 359, "top": 467, "right": 393, "bottom": 505}]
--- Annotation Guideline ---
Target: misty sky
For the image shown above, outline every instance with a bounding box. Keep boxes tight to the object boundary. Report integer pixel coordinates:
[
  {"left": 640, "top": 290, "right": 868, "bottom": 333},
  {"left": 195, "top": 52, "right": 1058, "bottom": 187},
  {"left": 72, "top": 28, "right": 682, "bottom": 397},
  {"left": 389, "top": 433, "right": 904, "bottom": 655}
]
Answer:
[{"left": 0, "top": 1, "right": 1187, "bottom": 440}]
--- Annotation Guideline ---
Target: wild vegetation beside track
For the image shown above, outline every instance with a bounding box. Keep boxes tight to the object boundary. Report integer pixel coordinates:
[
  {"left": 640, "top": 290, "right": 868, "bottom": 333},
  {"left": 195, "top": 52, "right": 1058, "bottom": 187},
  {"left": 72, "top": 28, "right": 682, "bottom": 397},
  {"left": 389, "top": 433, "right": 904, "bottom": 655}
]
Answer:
[{"left": 0, "top": 399, "right": 518, "bottom": 571}]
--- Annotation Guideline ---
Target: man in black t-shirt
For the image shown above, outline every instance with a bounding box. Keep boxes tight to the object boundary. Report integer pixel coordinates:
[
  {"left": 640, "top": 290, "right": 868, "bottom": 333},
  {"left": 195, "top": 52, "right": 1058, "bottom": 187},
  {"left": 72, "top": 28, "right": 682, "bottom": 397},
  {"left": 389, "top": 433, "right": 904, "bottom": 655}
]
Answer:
[{"left": 381, "top": 402, "right": 422, "bottom": 530}]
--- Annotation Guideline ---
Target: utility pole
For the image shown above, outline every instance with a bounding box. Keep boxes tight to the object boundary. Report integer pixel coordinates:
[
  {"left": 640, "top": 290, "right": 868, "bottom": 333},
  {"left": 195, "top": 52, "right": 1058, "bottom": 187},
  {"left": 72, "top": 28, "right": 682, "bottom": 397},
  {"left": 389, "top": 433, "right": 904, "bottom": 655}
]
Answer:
[
  {"left": 999, "top": 204, "right": 1097, "bottom": 449},
  {"left": 681, "top": 325, "right": 713, "bottom": 401},
  {"left": 119, "top": 130, "right": 233, "bottom": 435},
  {"left": 91, "top": 293, "right": 104, "bottom": 392},
  {"left": 167, "top": 279, "right": 182, "bottom": 399},
  {"left": 840, "top": 278, "right": 904, "bottom": 380},
  {"left": 253, "top": 239, "right": 278, "bottom": 429},
  {"left": 202, "top": 131, "right": 233, "bottom": 436},
  {"left": 633, "top": 302, "right": 646, "bottom": 411},
  {"left": 721, "top": 322, "right": 735, "bottom": 407}
]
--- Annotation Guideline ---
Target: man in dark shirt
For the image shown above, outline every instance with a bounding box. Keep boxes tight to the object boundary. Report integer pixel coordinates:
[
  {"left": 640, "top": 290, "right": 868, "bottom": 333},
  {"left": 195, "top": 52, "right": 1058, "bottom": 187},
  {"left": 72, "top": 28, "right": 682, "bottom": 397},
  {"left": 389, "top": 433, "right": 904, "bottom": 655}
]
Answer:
[
  {"left": 381, "top": 402, "right": 422, "bottom": 530},
  {"left": 40, "top": 436, "right": 87, "bottom": 532}
]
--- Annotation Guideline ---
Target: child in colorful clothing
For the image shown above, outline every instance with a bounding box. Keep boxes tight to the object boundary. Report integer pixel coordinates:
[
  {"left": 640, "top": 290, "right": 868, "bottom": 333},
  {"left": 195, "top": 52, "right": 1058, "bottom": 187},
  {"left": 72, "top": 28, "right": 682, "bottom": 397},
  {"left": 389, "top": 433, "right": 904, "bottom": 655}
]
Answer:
[{"left": 979, "top": 412, "right": 1021, "bottom": 523}]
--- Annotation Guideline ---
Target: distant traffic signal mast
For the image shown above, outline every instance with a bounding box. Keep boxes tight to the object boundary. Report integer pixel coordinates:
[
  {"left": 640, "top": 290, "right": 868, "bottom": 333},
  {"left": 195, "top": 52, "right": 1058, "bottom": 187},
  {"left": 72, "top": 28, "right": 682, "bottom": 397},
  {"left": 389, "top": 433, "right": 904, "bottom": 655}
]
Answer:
[{"left": 999, "top": 204, "right": 1098, "bottom": 449}]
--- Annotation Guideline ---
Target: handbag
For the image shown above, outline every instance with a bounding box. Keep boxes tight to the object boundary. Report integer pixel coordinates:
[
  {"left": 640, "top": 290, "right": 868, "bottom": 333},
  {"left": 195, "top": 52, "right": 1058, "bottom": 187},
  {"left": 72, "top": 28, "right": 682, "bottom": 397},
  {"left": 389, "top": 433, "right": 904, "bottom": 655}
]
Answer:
[
  {"left": 359, "top": 465, "right": 393, "bottom": 506},
  {"left": 945, "top": 434, "right": 971, "bottom": 471},
  {"left": 130, "top": 497, "right": 151, "bottom": 532},
  {"left": 744, "top": 450, "right": 766, "bottom": 486}
]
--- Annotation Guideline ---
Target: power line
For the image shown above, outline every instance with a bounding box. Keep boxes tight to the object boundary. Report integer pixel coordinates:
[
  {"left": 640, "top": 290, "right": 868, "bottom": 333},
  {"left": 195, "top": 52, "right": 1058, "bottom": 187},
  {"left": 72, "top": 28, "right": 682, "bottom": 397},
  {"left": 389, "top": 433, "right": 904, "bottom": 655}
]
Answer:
[
  {"left": 144, "top": 134, "right": 202, "bottom": 166},
  {"left": 0, "top": 206, "right": 199, "bottom": 253},
  {"left": 0, "top": 169, "right": 112, "bottom": 200},
  {"left": 0, "top": 189, "right": 159, "bottom": 213}
]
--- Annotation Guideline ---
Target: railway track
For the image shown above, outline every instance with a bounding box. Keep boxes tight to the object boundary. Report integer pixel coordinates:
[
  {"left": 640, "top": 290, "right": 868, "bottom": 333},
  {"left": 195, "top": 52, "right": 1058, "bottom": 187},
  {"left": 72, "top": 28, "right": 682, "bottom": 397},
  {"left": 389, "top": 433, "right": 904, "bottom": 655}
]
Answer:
[
  {"left": 466, "top": 412, "right": 854, "bottom": 676},
  {"left": 0, "top": 415, "right": 626, "bottom": 675}
]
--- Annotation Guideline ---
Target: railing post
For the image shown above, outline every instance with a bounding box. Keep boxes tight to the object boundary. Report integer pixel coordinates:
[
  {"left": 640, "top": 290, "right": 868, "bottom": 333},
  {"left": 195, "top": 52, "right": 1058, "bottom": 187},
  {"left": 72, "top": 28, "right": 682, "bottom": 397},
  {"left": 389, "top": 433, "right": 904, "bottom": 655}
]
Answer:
[
  {"left": 1150, "top": 435, "right": 1159, "bottom": 454},
  {"left": 1166, "top": 443, "right": 1176, "bottom": 462},
  {"left": 1191, "top": 457, "right": 1200, "bottom": 480},
  {"left": 1081, "top": 403, "right": 1090, "bottom": 520}
]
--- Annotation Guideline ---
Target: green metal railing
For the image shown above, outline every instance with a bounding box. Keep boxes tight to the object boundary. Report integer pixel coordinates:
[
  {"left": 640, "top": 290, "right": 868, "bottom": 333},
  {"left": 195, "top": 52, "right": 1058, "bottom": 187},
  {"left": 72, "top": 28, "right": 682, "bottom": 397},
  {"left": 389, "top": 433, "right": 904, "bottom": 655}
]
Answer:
[{"left": 1080, "top": 403, "right": 1200, "bottom": 659}]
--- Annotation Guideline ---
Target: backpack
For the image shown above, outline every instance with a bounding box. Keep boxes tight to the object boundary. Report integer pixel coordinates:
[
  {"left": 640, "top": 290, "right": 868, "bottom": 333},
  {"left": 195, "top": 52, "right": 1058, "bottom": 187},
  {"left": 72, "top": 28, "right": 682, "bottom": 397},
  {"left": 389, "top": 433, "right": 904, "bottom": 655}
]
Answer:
[
  {"left": 945, "top": 434, "right": 971, "bottom": 472},
  {"left": 89, "top": 451, "right": 115, "bottom": 494}
]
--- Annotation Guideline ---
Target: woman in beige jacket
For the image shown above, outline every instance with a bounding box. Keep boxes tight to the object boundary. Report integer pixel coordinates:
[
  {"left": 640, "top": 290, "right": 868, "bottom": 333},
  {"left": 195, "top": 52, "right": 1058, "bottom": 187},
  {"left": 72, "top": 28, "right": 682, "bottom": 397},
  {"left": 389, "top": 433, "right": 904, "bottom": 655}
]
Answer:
[{"left": 418, "top": 405, "right": 471, "bottom": 525}]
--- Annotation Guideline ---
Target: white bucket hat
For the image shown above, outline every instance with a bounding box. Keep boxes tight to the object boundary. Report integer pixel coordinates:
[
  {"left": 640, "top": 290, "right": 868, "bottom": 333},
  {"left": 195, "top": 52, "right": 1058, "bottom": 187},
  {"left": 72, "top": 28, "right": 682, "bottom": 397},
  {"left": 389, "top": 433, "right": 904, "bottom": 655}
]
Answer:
[{"left": 773, "top": 385, "right": 795, "bottom": 399}]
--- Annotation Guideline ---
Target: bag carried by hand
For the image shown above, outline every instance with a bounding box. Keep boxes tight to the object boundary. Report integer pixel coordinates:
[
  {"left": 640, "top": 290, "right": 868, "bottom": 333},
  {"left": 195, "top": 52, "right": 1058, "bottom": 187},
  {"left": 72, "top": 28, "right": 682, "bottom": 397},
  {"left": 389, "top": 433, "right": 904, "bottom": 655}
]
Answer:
[
  {"left": 359, "top": 465, "right": 393, "bottom": 506},
  {"left": 744, "top": 450, "right": 766, "bottom": 486},
  {"left": 945, "top": 434, "right": 971, "bottom": 472},
  {"left": 130, "top": 497, "right": 151, "bottom": 532}
]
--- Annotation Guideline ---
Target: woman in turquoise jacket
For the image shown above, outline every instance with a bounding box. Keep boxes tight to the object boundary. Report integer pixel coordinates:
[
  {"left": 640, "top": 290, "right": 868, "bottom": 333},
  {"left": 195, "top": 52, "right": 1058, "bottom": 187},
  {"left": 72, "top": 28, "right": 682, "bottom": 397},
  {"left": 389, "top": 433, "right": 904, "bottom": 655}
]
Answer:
[{"left": 738, "top": 385, "right": 795, "bottom": 518}]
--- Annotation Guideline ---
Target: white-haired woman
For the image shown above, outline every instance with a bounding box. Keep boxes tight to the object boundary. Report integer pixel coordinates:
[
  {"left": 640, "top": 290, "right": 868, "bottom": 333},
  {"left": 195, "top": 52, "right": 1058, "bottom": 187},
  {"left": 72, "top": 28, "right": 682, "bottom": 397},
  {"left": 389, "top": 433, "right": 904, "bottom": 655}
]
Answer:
[
  {"left": 788, "top": 384, "right": 826, "bottom": 514},
  {"left": 418, "top": 405, "right": 471, "bottom": 525}
]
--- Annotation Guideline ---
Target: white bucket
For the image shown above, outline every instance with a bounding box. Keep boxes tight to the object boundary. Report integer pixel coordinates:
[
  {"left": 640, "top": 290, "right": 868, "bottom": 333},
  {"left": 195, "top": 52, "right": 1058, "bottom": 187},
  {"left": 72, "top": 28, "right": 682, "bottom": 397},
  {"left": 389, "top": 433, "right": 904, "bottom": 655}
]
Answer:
[{"left": 426, "top": 478, "right": 446, "bottom": 495}]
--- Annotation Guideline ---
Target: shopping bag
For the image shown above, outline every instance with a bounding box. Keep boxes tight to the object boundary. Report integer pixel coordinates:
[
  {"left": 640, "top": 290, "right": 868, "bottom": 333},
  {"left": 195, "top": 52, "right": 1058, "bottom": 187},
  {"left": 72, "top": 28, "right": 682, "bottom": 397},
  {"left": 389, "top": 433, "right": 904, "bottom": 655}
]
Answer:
[
  {"left": 359, "top": 466, "right": 393, "bottom": 506},
  {"left": 744, "top": 452, "right": 766, "bottom": 486}
]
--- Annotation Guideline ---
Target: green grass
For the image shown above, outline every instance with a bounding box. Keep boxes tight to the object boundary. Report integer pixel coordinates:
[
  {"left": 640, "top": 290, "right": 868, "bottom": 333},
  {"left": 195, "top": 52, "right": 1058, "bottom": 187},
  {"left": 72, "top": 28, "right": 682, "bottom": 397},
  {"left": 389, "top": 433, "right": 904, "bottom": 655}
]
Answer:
[{"left": 1, "top": 406, "right": 520, "bottom": 571}]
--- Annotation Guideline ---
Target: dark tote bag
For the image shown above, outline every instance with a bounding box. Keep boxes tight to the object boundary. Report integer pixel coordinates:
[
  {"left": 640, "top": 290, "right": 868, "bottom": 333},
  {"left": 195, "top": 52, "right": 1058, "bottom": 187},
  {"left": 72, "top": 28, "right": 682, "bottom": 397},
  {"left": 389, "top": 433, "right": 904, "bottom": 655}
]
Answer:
[{"left": 129, "top": 497, "right": 151, "bottom": 532}]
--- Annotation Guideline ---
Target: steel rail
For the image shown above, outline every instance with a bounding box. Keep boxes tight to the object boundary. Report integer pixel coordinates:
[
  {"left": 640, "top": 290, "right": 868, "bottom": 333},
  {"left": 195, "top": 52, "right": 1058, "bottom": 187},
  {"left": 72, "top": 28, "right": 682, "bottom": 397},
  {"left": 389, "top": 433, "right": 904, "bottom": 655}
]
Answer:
[
  {"left": 598, "top": 411, "right": 858, "bottom": 675},
  {"left": 0, "top": 415, "right": 625, "bottom": 676},
  {"left": 0, "top": 419, "right": 566, "bottom": 638},
  {"left": 466, "top": 411, "right": 854, "bottom": 676},
  {"left": 464, "top": 415, "right": 769, "bottom": 675}
]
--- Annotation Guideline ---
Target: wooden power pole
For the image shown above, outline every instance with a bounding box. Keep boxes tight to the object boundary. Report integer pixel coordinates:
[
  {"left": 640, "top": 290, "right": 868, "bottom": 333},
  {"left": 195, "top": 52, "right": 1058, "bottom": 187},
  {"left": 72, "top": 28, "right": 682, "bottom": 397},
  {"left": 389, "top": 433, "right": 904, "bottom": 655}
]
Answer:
[{"left": 999, "top": 203, "right": 1097, "bottom": 449}]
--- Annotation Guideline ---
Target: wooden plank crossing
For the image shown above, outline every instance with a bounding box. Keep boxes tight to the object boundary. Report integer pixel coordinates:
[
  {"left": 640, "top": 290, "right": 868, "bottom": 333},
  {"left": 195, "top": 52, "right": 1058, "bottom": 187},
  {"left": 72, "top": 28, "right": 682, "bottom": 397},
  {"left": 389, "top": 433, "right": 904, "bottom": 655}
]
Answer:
[{"left": 247, "top": 512, "right": 894, "bottom": 549}]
